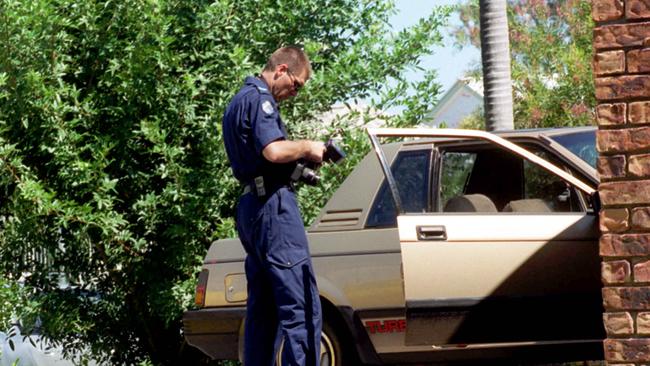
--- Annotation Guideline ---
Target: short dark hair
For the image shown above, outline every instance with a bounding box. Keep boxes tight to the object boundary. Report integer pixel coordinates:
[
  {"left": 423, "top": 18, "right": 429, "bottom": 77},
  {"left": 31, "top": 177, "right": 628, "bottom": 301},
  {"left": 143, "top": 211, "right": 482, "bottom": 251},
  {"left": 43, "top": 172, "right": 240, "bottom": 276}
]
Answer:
[{"left": 263, "top": 46, "right": 312, "bottom": 77}]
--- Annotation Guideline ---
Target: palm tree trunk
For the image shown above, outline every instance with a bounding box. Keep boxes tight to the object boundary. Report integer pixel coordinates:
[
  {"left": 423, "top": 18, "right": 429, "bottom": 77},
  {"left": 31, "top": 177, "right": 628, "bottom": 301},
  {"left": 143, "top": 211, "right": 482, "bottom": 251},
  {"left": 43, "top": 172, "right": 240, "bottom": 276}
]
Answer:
[{"left": 479, "top": 0, "right": 514, "bottom": 131}]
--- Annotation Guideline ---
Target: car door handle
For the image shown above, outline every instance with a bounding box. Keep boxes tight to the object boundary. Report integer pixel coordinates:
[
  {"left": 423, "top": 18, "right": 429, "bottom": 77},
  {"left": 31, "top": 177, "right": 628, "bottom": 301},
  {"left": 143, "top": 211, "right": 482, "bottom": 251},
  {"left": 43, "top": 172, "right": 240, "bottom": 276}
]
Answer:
[{"left": 416, "top": 225, "right": 447, "bottom": 241}]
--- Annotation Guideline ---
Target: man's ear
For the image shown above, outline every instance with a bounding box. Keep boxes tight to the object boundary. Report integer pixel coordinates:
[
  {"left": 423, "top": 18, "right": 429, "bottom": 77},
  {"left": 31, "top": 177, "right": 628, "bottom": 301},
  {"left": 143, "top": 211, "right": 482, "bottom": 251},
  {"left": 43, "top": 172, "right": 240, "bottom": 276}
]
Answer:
[
  {"left": 275, "top": 63, "right": 289, "bottom": 75},
  {"left": 272, "top": 64, "right": 288, "bottom": 81}
]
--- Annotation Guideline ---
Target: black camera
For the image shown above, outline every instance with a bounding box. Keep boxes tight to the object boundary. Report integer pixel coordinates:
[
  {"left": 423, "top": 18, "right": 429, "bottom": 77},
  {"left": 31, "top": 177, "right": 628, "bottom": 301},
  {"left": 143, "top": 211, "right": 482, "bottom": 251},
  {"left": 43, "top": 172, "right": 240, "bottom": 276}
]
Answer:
[{"left": 290, "top": 139, "right": 345, "bottom": 186}]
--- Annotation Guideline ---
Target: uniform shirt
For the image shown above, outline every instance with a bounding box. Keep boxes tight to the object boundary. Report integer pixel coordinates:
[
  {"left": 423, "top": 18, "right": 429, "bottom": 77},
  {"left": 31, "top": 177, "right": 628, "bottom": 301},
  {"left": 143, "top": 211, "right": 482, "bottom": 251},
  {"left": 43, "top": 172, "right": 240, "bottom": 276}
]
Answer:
[{"left": 222, "top": 76, "right": 289, "bottom": 183}]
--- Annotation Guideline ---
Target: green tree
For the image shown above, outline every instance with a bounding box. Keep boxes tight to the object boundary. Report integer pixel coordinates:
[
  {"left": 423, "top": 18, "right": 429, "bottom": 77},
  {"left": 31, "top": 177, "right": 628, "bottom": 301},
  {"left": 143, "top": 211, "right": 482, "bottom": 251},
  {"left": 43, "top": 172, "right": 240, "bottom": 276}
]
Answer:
[
  {"left": 0, "top": 0, "right": 449, "bottom": 364},
  {"left": 453, "top": 0, "right": 595, "bottom": 129}
]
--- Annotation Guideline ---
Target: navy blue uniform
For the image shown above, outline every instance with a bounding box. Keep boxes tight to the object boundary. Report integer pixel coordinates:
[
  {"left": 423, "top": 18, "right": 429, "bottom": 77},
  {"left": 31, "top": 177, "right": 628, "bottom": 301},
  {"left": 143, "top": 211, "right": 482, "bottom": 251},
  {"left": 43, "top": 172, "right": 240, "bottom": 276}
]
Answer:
[{"left": 222, "top": 76, "right": 322, "bottom": 366}]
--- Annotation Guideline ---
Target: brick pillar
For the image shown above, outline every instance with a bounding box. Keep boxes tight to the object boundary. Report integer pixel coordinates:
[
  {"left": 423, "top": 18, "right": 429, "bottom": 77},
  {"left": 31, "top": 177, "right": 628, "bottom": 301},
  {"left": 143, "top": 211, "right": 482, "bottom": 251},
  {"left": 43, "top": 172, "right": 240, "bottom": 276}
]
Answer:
[{"left": 594, "top": 1, "right": 650, "bottom": 364}]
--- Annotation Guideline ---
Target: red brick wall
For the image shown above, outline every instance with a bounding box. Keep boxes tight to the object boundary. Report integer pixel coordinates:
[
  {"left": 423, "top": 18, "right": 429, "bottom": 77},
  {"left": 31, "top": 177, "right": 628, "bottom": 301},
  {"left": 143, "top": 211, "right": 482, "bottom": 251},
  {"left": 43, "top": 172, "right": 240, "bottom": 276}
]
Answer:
[{"left": 594, "top": 1, "right": 650, "bottom": 364}]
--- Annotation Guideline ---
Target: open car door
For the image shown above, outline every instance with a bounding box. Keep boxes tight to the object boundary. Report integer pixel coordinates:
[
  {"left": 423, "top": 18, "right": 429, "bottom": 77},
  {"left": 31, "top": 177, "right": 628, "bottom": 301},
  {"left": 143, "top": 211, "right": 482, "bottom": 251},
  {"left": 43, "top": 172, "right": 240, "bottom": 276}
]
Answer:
[{"left": 367, "top": 128, "right": 603, "bottom": 347}]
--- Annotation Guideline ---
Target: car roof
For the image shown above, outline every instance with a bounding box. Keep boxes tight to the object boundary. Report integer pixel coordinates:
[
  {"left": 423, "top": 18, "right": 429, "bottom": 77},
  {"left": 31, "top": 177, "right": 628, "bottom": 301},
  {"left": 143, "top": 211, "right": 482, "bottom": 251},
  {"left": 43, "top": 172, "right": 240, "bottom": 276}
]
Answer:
[{"left": 385, "top": 126, "right": 597, "bottom": 148}]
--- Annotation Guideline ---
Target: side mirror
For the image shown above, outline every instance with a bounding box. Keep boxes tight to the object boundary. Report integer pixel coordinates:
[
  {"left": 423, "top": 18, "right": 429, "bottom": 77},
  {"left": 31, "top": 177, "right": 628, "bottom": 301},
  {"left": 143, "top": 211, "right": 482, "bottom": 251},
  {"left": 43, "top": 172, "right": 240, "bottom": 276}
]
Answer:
[
  {"left": 591, "top": 191, "right": 601, "bottom": 213},
  {"left": 557, "top": 188, "right": 570, "bottom": 203}
]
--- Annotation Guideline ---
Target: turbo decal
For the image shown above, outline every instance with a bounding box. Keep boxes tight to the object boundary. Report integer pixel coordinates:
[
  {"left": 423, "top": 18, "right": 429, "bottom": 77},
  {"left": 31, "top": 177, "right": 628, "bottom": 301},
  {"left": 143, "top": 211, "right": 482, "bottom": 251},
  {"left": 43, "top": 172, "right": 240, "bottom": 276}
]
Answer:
[{"left": 365, "top": 319, "right": 406, "bottom": 334}]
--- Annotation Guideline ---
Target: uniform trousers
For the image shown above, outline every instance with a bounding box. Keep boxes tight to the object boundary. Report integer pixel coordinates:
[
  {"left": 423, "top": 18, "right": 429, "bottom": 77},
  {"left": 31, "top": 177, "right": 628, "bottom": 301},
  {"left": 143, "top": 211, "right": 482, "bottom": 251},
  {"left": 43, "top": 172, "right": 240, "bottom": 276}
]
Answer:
[{"left": 236, "top": 187, "right": 322, "bottom": 366}]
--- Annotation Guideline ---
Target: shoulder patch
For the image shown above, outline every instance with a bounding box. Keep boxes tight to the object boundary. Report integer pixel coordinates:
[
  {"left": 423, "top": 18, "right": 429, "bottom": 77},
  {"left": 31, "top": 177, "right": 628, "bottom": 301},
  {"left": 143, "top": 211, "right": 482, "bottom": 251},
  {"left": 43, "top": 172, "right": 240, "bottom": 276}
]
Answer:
[
  {"left": 262, "top": 100, "right": 274, "bottom": 114},
  {"left": 254, "top": 85, "right": 269, "bottom": 94}
]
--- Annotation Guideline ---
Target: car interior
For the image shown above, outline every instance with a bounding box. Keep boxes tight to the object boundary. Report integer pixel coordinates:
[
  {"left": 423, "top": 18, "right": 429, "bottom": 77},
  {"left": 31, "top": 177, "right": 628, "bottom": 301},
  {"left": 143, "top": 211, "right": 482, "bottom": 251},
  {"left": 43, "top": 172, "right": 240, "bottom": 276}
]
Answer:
[{"left": 438, "top": 144, "right": 584, "bottom": 214}]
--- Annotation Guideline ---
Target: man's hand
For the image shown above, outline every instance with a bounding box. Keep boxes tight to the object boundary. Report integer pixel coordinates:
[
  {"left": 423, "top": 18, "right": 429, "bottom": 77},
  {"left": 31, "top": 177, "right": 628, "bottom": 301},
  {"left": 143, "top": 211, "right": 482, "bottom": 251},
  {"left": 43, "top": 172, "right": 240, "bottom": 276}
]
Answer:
[
  {"left": 302, "top": 140, "right": 326, "bottom": 163},
  {"left": 262, "top": 139, "right": 326, "bottom": 163}
]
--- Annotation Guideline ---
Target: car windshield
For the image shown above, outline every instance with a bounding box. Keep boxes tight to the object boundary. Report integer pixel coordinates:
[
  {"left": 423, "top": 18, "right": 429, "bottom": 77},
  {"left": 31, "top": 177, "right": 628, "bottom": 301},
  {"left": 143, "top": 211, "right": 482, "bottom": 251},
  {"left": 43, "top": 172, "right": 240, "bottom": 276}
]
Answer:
[{"left": 549, "top": 130, "right": 597, "bottom": 169}]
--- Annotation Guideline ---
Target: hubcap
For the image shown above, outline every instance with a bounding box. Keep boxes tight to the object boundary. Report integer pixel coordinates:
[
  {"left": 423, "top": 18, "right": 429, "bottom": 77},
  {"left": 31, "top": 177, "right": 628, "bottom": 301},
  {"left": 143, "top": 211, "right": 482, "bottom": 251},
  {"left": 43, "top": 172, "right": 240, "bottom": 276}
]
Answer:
[
  {"left": 275, "top": 330, "right": 336, "bottom": 366},
  {"left": 319, "top": 331, "right": 335, "bottom": 366}
]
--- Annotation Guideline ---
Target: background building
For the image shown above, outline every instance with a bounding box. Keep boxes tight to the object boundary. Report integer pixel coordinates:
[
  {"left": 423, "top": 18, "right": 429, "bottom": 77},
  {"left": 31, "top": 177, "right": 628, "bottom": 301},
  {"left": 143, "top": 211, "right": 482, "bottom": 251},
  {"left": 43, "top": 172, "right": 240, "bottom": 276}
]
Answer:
[{"left": 422, "top": 78, "right": 483, "bottom": 128}]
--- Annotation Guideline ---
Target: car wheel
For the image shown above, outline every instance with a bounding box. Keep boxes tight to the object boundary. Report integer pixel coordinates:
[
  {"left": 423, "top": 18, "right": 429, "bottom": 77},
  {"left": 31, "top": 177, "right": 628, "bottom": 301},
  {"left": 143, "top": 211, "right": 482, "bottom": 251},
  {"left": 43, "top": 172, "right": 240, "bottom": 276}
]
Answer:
[{"left": 275, "top": 320, "right": 352, "bottom": 366}]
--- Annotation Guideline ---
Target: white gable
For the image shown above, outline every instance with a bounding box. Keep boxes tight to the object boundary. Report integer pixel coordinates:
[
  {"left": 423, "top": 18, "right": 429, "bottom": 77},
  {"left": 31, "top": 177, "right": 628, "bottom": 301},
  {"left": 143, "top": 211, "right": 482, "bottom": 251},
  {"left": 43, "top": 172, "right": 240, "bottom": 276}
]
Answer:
[{"left": 422, "top": 79, "right": 484, "bottom": 128}]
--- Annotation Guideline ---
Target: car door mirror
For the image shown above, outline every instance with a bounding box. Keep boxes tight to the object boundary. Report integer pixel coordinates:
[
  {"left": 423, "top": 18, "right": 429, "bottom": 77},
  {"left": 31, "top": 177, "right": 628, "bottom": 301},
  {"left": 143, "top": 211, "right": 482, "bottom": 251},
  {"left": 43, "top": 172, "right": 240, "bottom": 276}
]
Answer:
[
  {"left": 557, "top": 188, "right": 570, "bottom": 203},
  {"left": 591, "top": 191, "right": 601, "bottom": 213}
]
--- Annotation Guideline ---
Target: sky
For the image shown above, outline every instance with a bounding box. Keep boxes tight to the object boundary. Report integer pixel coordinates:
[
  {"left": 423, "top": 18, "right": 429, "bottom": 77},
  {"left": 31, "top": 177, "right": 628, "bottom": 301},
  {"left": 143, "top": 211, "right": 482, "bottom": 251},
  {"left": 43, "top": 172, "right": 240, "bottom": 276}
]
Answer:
[{"left": 391, "top": 0, "right": 480, "bottom": 94}]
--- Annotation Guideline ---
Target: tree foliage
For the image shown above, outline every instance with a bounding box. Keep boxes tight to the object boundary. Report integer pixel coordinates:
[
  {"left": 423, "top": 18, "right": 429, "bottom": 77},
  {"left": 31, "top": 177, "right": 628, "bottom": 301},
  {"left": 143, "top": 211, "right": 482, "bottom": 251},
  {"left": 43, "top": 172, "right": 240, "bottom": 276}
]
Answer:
[
  {"left": 453, "top": 0, "right": 595, "bottom": 128},
  {"left": 0, "top": 0, "right": 449, "bottom": 364}
]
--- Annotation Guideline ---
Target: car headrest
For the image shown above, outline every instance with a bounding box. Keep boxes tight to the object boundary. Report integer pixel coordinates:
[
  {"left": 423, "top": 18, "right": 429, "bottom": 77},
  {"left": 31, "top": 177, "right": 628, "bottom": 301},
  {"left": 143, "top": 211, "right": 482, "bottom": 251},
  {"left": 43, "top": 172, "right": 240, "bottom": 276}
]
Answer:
[
  {"left": 502, "top": 199, "right": 552, "bottom": 212},
  {"left": 443, "top": 194, "right": 498, "bottom": 213}
]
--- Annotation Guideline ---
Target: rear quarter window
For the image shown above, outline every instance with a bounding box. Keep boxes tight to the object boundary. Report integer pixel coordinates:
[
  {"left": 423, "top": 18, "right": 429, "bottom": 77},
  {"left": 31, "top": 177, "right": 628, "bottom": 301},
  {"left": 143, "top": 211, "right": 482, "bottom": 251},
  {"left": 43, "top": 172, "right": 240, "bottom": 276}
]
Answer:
[{"left": 366, "top": 149, "right": 431, "bottom": 228}]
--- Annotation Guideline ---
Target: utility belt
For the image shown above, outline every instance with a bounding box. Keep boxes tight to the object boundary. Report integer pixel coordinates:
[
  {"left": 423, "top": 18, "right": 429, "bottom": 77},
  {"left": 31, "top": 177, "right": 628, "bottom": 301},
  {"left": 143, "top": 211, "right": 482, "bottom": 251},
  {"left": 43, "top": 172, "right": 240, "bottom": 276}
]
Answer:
[{"left": 242, "top": 175, "right": 294, "bottom": 198}]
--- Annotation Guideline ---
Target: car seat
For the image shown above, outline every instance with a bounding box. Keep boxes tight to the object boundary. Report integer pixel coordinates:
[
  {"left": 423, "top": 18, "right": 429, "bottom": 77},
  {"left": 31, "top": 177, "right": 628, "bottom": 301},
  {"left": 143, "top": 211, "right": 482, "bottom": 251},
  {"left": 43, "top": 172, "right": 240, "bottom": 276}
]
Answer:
[{"left": 501, "top": 198, "right": 553, "bottom": 212}]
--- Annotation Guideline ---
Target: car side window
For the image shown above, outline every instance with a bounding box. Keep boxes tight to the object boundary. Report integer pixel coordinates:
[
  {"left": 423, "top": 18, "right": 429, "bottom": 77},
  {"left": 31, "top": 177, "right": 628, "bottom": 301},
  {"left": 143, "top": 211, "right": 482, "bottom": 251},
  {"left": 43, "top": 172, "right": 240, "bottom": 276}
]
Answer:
[
  {"left": 439, "top": 152, "right": 476, "bottom": 210},
  {"left": 366, "top": 150, "right": 431, "bottom": 228},
  {"left": 522, "top": 153, "right": 582, "bottom": 212},
  {"left": 439, "top": 147, "right": 584, "bottom": 213}
]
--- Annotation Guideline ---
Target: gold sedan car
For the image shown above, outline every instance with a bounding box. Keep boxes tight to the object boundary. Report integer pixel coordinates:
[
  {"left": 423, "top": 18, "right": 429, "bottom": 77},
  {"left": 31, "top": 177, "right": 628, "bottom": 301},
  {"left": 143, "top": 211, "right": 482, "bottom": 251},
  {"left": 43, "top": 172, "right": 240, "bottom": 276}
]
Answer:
[{"left": 184, "top": 127, "right": 603, "bottom": 365}]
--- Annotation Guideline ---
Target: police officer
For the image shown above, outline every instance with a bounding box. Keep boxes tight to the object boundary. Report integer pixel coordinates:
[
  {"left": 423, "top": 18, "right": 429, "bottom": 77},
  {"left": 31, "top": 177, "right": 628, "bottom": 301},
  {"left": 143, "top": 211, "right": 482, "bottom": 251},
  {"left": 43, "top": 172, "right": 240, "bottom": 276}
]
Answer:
[{"left": 222, "top": 46, "right": 325, "bottom": 366}]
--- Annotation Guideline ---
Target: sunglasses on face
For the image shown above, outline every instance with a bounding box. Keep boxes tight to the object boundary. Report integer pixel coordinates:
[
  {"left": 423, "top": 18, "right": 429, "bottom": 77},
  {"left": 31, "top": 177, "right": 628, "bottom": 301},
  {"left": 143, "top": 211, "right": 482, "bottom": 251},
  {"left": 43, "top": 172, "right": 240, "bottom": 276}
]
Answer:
[{"left": 287, "top": 69, "right": 304, "bottom": 91}]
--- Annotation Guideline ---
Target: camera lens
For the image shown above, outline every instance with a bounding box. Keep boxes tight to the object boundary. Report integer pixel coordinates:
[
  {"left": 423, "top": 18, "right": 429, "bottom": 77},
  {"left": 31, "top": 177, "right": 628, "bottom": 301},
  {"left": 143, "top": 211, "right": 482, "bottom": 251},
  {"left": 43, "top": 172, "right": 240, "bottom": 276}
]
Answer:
[{"left": 301, "top": 168, "right": 320, "bottom": 186}]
